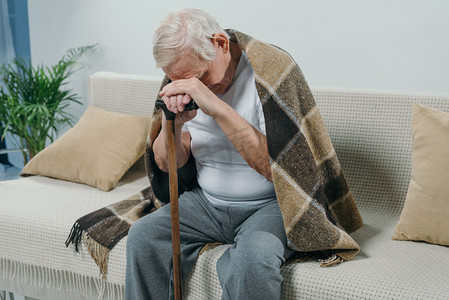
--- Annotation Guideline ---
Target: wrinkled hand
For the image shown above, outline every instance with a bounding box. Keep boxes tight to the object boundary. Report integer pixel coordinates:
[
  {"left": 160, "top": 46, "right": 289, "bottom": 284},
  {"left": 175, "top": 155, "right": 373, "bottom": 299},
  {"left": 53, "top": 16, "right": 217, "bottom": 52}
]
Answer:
[{"left": 159, "top": 78, "right": 221, "bottom": 118}]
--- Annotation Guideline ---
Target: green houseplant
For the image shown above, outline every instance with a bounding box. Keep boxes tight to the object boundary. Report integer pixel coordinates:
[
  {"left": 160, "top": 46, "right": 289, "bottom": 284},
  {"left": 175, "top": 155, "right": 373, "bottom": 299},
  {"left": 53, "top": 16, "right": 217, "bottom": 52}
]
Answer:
[{"left": 0, "top": 45, "right": 96, "bottom": 164}]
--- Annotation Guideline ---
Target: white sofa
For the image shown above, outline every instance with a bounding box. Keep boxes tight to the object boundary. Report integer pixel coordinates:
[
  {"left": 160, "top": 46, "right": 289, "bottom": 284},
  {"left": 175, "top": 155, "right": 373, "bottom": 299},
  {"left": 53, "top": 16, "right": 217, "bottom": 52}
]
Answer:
[{"left": 1, "top": 71, "right": 448, "bottom": 300}]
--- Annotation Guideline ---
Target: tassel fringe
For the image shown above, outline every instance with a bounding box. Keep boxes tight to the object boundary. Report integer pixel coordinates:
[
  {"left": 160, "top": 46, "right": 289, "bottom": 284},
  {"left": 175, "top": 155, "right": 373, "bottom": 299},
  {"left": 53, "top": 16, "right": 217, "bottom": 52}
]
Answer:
[
  {"left": 319, "top": 254, "right": 344, "bottom": 267},
  {"left": 286, "top": 252, "right": 345, "bottom": 267},
  {"left": 65, "top": 223, "right": 111, "bottom": 279},
  {"left": 0, "top": 258, "right": 123, "bottom": 299},
  {"left": 65, "top": 221, "right": 84, "bottom": 252},
  {"left": 199, "top": 243, "right": 222, "bottom": 255},
  {"left": 84, "top": 235, "right": 110, "bottom": 279}
]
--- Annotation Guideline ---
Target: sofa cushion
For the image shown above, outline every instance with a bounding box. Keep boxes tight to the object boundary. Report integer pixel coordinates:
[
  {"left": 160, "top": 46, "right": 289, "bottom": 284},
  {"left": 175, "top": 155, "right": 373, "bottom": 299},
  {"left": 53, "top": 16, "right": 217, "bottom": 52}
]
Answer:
[
  {"left": 393, "top": 102, "right": 449, "bottom": 246},
  {"left": 22, "top": 106, "right": 150, "bottom": 191}
]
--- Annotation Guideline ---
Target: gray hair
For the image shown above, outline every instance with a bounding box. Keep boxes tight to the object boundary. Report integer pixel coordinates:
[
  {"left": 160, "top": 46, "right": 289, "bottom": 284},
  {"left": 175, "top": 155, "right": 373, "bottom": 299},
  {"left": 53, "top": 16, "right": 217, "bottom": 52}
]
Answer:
[{"left": 153, "top": 8, "right": 228, "bottom": 68}]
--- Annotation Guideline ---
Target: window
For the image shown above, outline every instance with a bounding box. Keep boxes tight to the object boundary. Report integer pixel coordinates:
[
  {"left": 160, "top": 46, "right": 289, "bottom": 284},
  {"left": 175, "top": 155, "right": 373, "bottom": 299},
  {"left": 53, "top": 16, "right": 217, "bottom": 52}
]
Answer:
[
  {"left": 0, "top": 0, "right": 31, "bottom": 167},
  {"left": 7, "top": 0, "right": 31, "bottom": 62}
]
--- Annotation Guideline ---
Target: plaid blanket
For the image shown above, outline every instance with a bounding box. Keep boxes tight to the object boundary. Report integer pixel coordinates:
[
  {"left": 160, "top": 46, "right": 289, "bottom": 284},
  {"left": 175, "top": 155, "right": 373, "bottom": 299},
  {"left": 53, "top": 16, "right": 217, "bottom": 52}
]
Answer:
[{"left": 66, "top": 30, "right": 363, "bottom": 278}]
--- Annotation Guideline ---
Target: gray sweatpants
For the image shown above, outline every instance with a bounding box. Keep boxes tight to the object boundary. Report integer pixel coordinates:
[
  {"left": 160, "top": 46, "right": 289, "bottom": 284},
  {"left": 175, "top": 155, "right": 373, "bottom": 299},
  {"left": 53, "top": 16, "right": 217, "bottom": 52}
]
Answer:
[{"left": 125, "top": 187, "right": 295, "bottom": 300}]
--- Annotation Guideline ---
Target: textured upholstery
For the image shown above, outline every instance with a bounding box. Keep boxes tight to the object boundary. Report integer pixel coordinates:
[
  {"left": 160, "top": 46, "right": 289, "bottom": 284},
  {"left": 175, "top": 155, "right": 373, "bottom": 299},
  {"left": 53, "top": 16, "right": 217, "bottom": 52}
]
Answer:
[
  {"left": 315, "top": 87, "right": 449, "bottom": 213},
  {"left": 1, "top": 72, "right": 449, "bottom": 299},
  {"left": 88, "top": 71, "right": 161, "bottom": 117},
  {"left": 184, "top": 87, "right": 449, "bottom": 299}
]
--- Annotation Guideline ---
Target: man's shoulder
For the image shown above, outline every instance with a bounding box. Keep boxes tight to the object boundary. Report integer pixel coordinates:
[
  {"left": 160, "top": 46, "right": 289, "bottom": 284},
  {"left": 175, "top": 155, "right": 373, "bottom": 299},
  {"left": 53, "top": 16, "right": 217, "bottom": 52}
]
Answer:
[{"left": 226, "top": 29, "right": 295, "bottom": 66}]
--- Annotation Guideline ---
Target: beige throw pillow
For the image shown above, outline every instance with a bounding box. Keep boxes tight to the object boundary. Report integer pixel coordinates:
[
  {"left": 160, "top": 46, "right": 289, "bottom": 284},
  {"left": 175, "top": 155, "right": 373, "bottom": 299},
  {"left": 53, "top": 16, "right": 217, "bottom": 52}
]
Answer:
[
  {"left": 22, "top": 106, "right": 150, "bottom": 191},
  {"left": 393, "top": 102, "right": 449, "bottom": 246}
]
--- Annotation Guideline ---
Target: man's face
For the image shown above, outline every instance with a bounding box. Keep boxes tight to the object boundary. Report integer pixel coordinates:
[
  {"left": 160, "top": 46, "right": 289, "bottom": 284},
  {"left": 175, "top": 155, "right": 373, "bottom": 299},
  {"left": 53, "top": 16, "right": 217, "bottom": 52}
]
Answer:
[{"left": 162, "top": 36, "right": 232, "bottom": 95}]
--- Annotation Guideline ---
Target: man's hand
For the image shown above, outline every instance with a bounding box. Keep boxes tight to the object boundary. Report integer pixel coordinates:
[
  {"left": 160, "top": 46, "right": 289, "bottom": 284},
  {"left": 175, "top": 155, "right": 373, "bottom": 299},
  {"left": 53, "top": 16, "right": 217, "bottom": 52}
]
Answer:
[{"left": 159, "top": 78, "right": 222, "bottom": 118}]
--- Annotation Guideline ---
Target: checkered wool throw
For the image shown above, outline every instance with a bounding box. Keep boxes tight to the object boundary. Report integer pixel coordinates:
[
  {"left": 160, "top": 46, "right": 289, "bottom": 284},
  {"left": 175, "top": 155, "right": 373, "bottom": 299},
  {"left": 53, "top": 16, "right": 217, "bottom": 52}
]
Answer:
[{"left": 66, "top": 30, "right": 363, "bottom": 278}]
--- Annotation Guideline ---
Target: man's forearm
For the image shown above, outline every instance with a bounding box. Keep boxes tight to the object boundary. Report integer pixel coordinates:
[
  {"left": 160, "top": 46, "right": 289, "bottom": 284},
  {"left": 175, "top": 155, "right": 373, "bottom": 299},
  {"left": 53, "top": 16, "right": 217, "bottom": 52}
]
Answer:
[
  {"left": 152, "top": 121, "right": 190, "bottom": 172},
  {"left": 214, "top": 102, "right": 272, "bottom": 182}
]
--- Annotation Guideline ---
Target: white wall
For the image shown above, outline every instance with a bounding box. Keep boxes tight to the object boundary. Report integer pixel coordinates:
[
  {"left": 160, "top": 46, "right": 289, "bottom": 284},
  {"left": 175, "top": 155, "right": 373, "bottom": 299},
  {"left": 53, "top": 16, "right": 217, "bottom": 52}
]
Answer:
[{"left": 28, "top": 0, "right": 449, "bottom": 118}]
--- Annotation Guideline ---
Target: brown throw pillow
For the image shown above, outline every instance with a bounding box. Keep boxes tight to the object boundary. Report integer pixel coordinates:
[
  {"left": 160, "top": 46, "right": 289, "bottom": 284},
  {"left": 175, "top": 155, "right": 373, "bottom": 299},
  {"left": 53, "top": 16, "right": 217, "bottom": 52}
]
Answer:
[
  {"left": 393, "top": 102, "right": 449, "bottom": 246},
  {"left": 22, "top": 106, "right": 150, "bottom": 191}
]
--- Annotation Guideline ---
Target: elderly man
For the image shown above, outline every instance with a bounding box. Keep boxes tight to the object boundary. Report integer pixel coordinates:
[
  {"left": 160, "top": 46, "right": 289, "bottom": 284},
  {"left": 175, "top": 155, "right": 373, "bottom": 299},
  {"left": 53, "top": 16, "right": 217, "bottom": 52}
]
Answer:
[
  {"left": 126, "top": 7, "right": 361, "bottom": 300},
  {"left": 126, "top": 8, "right": 294, "bottom": 300}
]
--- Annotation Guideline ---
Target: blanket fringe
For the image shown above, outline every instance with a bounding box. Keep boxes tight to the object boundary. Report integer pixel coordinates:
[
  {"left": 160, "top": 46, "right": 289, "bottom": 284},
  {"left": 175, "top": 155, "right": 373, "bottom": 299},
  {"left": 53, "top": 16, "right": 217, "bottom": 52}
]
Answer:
[
  {"left": 65, "top": 223, "right": 111, "bottom": 279},
  {"left": 199, "top": 243, "right": 223, "bottom": 255},
  {"left": 286, "top": 252, "right": 344, "bottom": 267},
  {"left": 65, "top": 221, "right": 84, "bottom": 252},
  {"left": 0, "top": 257, "right": 123, "bottom": 299},
  {"left": 84, "top": 235, "right": 110, "bottom": 279},
  {"left": 319, "top": 254, "right": 344, "bottom": 267}
]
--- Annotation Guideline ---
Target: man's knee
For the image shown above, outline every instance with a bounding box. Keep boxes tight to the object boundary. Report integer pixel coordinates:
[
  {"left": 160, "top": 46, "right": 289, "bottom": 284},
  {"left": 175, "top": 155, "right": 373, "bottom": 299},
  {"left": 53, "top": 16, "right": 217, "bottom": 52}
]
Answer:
[{"left": 237, "top": 231, "right": 285, "bottom": 268}]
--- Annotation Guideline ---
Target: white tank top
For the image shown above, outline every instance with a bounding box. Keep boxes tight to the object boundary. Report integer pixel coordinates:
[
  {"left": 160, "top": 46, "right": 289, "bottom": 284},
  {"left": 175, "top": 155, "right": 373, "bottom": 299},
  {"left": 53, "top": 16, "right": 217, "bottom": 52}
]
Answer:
[{"left": 183, "top": 51, "right": 276, "bottom": 207}]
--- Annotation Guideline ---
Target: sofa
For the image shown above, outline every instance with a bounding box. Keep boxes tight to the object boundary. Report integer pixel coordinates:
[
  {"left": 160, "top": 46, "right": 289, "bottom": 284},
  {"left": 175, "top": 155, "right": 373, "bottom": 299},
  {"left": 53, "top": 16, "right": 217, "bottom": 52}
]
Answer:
[{"left": 1, "top": 71, "right": 448, "bottom": 300}]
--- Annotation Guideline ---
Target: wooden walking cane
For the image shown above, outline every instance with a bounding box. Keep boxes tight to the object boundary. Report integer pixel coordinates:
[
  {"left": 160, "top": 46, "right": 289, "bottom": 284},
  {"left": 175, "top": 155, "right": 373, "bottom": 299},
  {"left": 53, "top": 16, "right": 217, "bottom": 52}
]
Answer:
[{"left": 155, "top": 99, "right": 198, "bottom": 300}]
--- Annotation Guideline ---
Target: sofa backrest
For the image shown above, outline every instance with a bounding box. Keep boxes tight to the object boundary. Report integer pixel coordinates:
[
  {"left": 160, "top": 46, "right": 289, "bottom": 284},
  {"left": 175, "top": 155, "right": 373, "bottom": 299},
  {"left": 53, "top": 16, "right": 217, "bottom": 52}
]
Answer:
[
  {"left": 88, "top": 72, "right": 449, "bottom": 214},
  {"left": 314, "top": 87, "right": 449, "bottom": 213},
  {"left": 88, "top": 71, "right": 161, "bottom": 117}
]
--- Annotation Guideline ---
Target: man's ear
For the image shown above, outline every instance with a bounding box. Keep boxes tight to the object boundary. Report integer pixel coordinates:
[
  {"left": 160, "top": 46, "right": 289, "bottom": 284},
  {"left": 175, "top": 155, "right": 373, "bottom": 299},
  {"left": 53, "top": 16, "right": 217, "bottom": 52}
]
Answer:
[{"left": 212, "top": 33, "right": 229, "bottom": 53}]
